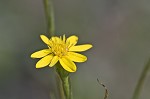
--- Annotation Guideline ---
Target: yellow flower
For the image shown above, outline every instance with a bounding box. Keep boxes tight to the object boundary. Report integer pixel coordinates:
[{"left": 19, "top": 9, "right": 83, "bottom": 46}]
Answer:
[{"left": 31, "top": 35, "right": 92, "bottom": 72}]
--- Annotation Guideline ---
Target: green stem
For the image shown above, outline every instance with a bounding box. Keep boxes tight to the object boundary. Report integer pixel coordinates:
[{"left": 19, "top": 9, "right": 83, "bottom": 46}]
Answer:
[
  {"left": 61, "top": 76, "right": 72, "bottom": 99},
  {"left": 132, "top": 58, "right": 150, "bottom": 99},
  {"left": 56, "top": 64, "right": 73, "bottom": 99},
  {"left": 43, "top": 0, "right": 56, "bottom": 99},
  {"left": 43, "top": 0, "right": 55, "bottom": 36},
  {"left": 43, "top": 1, "right": 72, "bottom": 99},
  {"left": 56, "top": 72, "right": 66, "bottom": 99}
]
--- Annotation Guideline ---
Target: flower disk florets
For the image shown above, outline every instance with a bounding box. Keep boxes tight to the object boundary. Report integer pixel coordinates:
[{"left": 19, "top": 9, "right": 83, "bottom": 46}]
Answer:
[{"left": 50, "top": 39, "right": 68, "bottom": 57}]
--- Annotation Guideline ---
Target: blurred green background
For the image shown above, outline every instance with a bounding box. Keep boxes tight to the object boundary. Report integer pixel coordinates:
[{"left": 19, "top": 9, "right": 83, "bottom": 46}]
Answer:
[{"left": 0, "top": 0, "right": 150, "bottom": 99}]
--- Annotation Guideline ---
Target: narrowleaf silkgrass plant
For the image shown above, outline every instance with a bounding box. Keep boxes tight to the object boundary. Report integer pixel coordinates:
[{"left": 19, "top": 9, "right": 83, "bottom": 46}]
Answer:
[
  {"left": 31, "top": 1, "right": 93, "bottom": 98},
  {"left": 31, "top": 35, "right": 92, "bottom": 99},
  {"left": 30, "top": 0, "right": 150, "bottom": 99}
]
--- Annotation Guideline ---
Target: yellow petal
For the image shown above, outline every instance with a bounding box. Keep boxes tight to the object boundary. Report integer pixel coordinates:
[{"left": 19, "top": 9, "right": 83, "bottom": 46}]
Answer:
[
  {"left": 63, "top": 34, "right": 66, "bottom": 42},
  {"left": 49, "top": 56, "right": 59, "bottom": 67},
  {"left": 51, "top": 37, "right": 61, "bottom": 43},
  {"left": 69, "top": 44, "right": 92, "bottom": 52},
  {"left": 40, "top": 35, "right": 50, "bottom": 45},
  {"left": 59, "top": 57, "right": 77, "bottom": 72},
  {"left": 67, "top": 52, "right": 87, "bottom": 62},
  {"left": 31, "top": 49, "right": 51, "bottom": 58},
  {"left": 60, "top": 36, "right": 62, "bottom": 41},
  {"left": 36, "top": 55, "right": 53, "bottom": 68},
  {"left": 66, "top": 35, "right": 78, "bottom": 48}
]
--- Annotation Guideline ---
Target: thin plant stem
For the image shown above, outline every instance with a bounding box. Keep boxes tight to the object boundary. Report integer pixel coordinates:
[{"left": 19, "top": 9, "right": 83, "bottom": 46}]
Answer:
[
  {"left": 43, "top": 0, "right": 55, "bottom": 36},
  {"left": 43, "top": 0, "right": 57, "bottom": 99},
  {"left": 61, "top": 76, "right": 72, "bottom": 99},
  {"left": 132, "top": 58, "right": 150, "bottom": 99},
  {"left": 97, "top": 79, "right": 108, "bottom": 99},
  {"left": 56, "top": 71, "right": 66, "bottom": 99},
  {"left": 55, "top": 64, "right": 73, "bottom": 99},
  {"left": 43, "top": 1, "right": 72, "bottom": 99}
]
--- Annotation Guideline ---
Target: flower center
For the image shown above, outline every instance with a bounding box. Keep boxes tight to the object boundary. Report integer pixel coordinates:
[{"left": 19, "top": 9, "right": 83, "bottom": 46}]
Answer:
[{"left": 51, "top": 42, "right": 68, "bottom": 57}]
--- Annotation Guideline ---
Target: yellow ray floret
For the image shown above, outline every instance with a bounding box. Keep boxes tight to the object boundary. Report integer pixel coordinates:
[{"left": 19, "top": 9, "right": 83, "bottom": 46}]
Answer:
[{"left": 31, "top": 35, "right": 92, "bottom": 72}]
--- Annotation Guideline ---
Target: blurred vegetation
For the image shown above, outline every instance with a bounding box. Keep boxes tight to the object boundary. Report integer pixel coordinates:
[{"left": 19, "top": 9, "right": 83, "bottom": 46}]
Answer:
[{"left": 0, "top": 0, "right": 150, "bottom": 99}]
